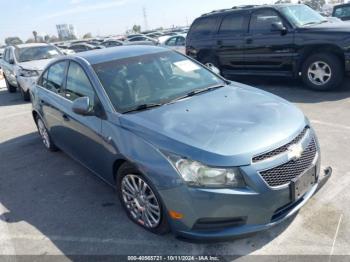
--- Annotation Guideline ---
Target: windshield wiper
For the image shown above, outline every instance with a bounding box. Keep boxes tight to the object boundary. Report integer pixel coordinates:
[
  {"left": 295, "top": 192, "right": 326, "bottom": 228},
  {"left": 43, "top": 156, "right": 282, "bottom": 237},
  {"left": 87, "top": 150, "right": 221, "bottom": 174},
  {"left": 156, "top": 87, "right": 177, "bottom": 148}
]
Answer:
[
  {"left": 168, "top": 84, "right": 226, "bottom": 104},
  {"left": 122, "top": 103, "right": 163, "bottom": 114}
]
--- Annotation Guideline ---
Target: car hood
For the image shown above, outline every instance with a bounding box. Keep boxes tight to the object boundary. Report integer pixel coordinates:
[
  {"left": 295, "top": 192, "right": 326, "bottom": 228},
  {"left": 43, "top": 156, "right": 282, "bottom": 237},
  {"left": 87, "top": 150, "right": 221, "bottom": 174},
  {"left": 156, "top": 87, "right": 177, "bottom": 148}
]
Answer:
[
  {"left": 299, "top": 21, "right": 350, "bottom": 32},
  {"left": 119, "top": 83, "right": 306, "bottom": 166},
  {"left": 18, "top": 58, "right": 55, "bottom": 71}
]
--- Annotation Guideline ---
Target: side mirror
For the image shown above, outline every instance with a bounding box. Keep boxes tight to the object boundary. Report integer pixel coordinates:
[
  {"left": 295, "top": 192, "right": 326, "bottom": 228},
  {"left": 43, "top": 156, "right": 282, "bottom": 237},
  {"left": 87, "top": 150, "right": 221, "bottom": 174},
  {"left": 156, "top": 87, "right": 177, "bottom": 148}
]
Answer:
[
  {"left": 9, "top": 58, "right": 15, "bottom": 64},
  {"left": 271, "top": 22, "right": 287, "bottom": 34},
  {"left": 72, "top": 97, "right": 92, "bottom": 116}
]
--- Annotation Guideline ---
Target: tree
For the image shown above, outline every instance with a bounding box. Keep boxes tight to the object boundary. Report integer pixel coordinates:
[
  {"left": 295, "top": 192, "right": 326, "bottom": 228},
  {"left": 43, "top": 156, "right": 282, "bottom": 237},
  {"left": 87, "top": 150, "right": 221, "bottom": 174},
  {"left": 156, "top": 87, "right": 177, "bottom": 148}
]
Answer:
[
  {"left": 49, "top": 35, "right": 59, "bottom": 43},
  {"left": 25, "top": 38, "right": 35, "bottom": 43},
  {"left": 5, "top": 37, "right": 23, "bottom": 46},
  {"left": 132, "top": 25, "right": 141, "bottom": 33},
  {"left": 275, "top": 0, "right": 291, "bottom": 3},
  {"left": 83, "top": 33, "right": 92, "bottom": 39},
  {"left": 302, "top": 0, "right": 326, "bottom": 11}
]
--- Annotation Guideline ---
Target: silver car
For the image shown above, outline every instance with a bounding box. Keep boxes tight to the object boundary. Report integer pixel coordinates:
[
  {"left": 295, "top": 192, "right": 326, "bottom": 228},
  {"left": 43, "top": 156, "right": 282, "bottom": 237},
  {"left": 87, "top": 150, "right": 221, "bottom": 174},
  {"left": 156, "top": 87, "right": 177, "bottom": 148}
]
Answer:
[{"left": 0, "top": 43, "right": 63, "bottom": 100}]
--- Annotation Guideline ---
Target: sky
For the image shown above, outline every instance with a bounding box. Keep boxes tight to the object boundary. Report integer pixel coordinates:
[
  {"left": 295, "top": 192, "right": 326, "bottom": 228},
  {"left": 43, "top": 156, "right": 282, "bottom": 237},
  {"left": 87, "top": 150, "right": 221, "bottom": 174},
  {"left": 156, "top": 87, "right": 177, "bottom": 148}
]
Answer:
[{"left": 0, "top": 0, "right": 279, "bottom": 44}]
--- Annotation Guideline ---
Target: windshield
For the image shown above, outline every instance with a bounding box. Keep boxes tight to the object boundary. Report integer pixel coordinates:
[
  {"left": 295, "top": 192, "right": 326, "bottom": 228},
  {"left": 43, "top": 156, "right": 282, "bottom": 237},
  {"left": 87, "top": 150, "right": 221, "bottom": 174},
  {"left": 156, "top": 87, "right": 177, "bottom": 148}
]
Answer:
[
  {"left": 93, "top": 51, "right": 225, "bottom": 113},
  {"left": 280, "top": 5, "right": 327, "bottom": 27},
  {"left": 333, "top": 6, "right": 350, "bottom": 20},
  {"left": 15, "top": 46, "right": 61, "bottom": 63}
]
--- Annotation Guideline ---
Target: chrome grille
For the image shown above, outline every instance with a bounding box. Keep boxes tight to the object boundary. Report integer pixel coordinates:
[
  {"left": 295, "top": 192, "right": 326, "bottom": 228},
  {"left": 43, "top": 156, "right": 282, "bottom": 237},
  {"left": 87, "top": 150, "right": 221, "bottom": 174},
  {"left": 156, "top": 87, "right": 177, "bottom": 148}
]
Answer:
[
  {"left": 259, "top": 138, "right": 317, "bottom": 187},
  {"left": 252, "top": 127, "right": 308, "bottom": 163}
]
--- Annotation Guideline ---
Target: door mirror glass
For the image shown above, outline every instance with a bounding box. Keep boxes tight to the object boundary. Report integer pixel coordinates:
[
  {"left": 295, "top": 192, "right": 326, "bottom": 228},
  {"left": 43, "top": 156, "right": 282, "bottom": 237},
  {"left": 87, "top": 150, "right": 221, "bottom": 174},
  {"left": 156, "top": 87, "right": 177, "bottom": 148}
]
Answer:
[
  {"left": 271, "top": 22, "right": 287, "bottom": 34},
  {"left": 72, "top": 97, "right": 92, "bottom": 116}
]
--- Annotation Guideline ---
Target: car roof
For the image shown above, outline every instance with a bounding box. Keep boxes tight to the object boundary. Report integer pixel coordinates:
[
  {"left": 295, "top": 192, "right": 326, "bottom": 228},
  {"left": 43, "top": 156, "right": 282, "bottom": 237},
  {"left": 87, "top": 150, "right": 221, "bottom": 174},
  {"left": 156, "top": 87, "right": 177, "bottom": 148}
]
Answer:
[
  {"left": 15, "top": 43, "right": 51, "bottom": 49},
  {"left": 73, "top": 45, "right": 169, "bottom": 65},
  {"left": 200, "top": 4, "right": 298, "bottom": 17},
  {"left": 334, "top": 3, "right": 350, "bottom": 8}
]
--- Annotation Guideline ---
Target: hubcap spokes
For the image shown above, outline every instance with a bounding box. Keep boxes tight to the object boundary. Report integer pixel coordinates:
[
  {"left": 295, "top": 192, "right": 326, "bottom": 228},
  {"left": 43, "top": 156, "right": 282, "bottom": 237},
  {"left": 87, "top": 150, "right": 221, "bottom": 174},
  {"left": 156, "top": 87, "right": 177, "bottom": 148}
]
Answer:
[
  {"left": 121, "top": 174, "right": 161, "bottom": 228},
  {"left": 308, "top": 61, "right": 331, "bottom": 86},
  {"left": 38, "top": 120, "right": 50, "bottom": 148}
]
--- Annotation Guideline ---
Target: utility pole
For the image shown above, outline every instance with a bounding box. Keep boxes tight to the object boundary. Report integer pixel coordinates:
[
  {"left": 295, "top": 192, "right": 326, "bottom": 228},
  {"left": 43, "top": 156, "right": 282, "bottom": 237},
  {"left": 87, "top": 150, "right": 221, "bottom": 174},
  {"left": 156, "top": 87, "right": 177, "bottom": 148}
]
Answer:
[{"left": 143, "top": 7, "right": 149, "bottom": 31}]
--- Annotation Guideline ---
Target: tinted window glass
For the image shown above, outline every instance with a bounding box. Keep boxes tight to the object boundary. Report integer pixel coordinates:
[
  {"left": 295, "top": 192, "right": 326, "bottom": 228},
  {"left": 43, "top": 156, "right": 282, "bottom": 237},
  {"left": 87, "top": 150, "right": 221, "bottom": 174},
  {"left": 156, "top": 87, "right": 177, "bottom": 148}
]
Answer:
[
  {"left": 190, "top": 17, "right": 217, "bottom": 36},
  {"left": 176, "top": 37, "right": 185, "bottom": 46},
  {"left": 44, "top": 61, "right": 66, "bottom": 94},
  {"left": 65, "top": 62, "right": 95, "bottom": 105},
  {"left": 4, "top": 49, "right": 9, "bottom": 62},
  {"left": 166, "top": 37, "right": 177, "bottom": 46},
  {"left": 334, "top": 6, "right": 350, "bottom": 19},
  {"left": 250, "top": 9, "right": 283, "bottom": 33},
  {"left": 219, "top": 14, "right": 246, "bottom": 34}
]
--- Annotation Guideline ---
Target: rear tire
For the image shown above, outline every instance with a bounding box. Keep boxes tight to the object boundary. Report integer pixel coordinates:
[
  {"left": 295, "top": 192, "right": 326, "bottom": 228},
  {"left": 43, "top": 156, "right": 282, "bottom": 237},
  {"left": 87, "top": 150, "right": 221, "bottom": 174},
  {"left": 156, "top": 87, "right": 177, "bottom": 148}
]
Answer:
[
  {"left": 201, "top": 55, "right": 221, "bottom": 75},
  {"left": 116, "top": 163, "right": 170, "bottom": 235},
  {"left": 4, "top": 77, "right": 17, "bottom": 93},
  {"left": 301, "top": 53, "right": 343, "bottom": 91},
  {"left": 35, "top": 117, "right": 58, "bottom": 152}
]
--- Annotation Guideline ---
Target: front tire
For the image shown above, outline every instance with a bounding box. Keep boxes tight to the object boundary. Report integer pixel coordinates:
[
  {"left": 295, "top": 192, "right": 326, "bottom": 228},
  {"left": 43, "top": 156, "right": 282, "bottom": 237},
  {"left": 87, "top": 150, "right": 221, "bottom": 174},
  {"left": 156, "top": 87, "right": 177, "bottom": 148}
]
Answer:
[
  {"left": 20, "top": 85, "right": 31, "bottom": 101},
  {"left": 36, "top": 117, "right": 58, "bottom": 152},
  {"left": 116, "top": 163, "right": 170, "bottom": 235},
  {"left": 301, "top": 53, "right": 344, "bottom": 91},
  {"left": 4, "top": 77, "right": 17, "bottom": 93}
]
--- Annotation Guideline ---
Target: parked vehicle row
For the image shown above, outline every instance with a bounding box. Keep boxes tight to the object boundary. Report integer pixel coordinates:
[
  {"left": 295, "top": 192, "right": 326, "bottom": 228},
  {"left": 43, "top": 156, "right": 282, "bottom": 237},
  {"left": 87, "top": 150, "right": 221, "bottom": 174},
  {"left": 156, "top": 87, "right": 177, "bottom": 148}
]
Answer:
[{"left": 186, "top": 4, "right": 350, "bottom": 90}]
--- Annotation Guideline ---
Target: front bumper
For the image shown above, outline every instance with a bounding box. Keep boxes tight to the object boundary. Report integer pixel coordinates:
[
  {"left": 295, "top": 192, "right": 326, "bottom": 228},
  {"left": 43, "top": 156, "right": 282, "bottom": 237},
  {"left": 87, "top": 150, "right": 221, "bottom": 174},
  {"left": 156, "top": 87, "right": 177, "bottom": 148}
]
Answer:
[
  {"left": 173, "top": 167, "right": 331, "bottom": 241},
  {"left": 17, "top": 76, "right": 38, "bottom": 92},
  {"left": 158, "top": 128, "right": 331, "bottom": 241}
]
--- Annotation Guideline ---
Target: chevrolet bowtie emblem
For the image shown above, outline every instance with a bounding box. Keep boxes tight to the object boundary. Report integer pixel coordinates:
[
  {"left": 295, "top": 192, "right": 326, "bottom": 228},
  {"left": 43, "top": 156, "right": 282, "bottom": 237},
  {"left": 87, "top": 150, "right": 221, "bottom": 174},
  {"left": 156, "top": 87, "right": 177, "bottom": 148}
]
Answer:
[{"left": 288, "top": 143, "right": 303, "bottom": 161}]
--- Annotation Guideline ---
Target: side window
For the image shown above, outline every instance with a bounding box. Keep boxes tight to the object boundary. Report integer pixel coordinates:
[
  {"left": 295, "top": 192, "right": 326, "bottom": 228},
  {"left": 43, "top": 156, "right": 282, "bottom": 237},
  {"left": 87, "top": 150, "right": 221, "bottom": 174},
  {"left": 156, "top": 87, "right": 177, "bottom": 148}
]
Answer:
[
  {"left": 3, "top": 49, "right": 9, "bottom": 62},
  {"left": 190, "top": 17, "right": 218, "bottom": 36},
  {"left": 249, "top": 9, "right": 283, "bottom": 34},
  {"left": 44, "top": 61, "right": 67, "bottom": 94},
  {"left": 166, "top": 37, "right": 177, "bottom": 46},
  {"left": 176, "top": 37, "right": 185, "bottom": 46},
  {"left": 219, "top": 13, "right": 247, "bottom": 34},
  {"left": 39, "top": 69, "right": 48, "bottom": 87},
  {"left": 65, "top": 62, "right": 95, "bottom": 106}
]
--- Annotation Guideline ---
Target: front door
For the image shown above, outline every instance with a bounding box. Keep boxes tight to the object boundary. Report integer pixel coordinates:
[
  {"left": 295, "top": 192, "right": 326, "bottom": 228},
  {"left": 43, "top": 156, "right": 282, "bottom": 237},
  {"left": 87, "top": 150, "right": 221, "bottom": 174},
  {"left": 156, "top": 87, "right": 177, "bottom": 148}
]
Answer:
[
  {"left": 59, "top": 61, "right": 109, "bottom": 179},
  {"left": 244, "top": 8, "right": 295, "bottom": 75}
]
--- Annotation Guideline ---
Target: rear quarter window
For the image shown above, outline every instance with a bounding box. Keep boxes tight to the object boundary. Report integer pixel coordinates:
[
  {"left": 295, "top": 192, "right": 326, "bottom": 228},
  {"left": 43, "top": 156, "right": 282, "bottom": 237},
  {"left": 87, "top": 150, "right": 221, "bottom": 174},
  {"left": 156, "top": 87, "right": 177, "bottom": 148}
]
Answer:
[
  {"left": 188, "top": 16, "right": 218, "bottom": 38},
  {"left": 219, "top": 13, "right": 248, "bottom": 34}
]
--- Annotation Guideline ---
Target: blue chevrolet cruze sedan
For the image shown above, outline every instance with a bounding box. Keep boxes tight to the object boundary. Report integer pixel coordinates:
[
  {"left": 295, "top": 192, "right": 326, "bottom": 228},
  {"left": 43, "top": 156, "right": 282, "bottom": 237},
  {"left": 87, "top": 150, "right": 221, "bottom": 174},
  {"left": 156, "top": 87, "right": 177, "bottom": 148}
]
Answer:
[{"left": 30, "top": 46, "right": 330, "bottom": 240}]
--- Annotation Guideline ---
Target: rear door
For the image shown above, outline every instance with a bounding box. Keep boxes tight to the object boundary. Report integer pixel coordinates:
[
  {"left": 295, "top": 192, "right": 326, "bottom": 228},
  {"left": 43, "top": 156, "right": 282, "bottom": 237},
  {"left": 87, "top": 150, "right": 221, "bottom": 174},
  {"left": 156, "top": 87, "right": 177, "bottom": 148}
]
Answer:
[
  {"left": 244, "top": 8, "right": 295, "bottom": 75},
  {"left": 214, "top": 11, "right": 249, "bottom": 73},
  {"left": 37, "top": 61, "right": 68, "bottom": 148}
]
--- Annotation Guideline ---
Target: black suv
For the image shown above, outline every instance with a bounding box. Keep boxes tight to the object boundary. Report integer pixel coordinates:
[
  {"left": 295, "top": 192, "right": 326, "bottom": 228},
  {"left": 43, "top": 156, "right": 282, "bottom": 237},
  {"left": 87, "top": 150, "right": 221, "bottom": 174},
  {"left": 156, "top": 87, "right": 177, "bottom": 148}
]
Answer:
[{"left": 186, "top": 4, "right": 350, "bottom": 90}]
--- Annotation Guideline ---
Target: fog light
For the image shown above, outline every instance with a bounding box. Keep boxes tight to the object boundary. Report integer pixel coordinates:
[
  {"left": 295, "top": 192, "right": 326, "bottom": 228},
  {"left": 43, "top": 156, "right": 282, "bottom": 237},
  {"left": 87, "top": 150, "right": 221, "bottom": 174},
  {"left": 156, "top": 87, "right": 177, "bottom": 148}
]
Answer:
[{"left": 169, "top": 210, "right": 183, "bottom": 220}]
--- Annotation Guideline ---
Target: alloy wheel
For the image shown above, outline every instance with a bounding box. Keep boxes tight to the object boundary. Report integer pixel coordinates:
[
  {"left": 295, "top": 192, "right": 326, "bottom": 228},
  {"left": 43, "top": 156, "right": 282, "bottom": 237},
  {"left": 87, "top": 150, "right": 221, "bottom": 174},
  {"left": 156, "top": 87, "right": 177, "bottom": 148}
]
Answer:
[
  {"left": 307, "top": 61, "right": 332, "bottom": 86},
  {"left": 121, "top": 174, "right": 161, "bottom": 228},
  {"left": 37, "top": 119, "right": 50, "bottom": 149}
]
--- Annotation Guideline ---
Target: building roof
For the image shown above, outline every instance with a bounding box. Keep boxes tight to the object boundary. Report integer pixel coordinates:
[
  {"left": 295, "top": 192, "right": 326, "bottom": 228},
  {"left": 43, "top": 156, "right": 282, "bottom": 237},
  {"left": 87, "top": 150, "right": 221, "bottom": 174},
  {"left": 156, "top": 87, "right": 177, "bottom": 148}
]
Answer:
[{"left": 75, "top": 45, "right": 169, "bottom": 65}]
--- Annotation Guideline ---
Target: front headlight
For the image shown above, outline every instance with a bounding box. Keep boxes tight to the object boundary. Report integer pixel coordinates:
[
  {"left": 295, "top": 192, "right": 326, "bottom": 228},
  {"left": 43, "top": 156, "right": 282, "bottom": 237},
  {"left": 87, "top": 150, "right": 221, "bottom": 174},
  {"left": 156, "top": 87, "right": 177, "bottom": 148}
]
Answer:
[
  {"left": 166, "top": 154, "right": 245, "bottom": 188},
  {"left": 19, "top": 69, "right": 39, "bottom": 77}
]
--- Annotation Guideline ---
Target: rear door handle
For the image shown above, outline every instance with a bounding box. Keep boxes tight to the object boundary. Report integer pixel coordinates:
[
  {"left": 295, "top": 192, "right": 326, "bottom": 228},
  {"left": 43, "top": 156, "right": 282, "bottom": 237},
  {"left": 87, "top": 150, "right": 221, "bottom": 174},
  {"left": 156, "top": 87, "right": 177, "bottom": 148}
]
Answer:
[
  {"left": 217, "top": 40, "right": 223, "bottom": 47},
  {"left": 245, "top": 37, "right": 253, "bottom": 44},
  {"left": 62, "top": 114, "right": 70, "bottom": 121}
]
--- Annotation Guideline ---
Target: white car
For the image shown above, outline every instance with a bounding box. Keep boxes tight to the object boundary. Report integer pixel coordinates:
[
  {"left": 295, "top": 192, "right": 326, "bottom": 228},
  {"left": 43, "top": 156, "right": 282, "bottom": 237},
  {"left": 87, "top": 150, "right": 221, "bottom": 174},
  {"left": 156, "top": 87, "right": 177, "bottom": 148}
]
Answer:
[
  {"left": 158, "top": 34, "right": 186, "bottom": 54},
  {"left": 0, "top": 43, "right": 63, "bottom": 100}
]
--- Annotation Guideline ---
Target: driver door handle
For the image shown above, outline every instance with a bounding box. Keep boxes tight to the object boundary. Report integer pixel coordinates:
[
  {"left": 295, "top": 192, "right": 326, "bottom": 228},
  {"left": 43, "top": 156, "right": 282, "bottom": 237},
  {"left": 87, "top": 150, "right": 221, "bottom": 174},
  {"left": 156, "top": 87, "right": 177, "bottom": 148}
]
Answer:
[
  {"left": 246, "top": 37, "right": 253, "bottom": 44},
  {"left": 62, "top": 114, "right": 70, "bottom": 121}
]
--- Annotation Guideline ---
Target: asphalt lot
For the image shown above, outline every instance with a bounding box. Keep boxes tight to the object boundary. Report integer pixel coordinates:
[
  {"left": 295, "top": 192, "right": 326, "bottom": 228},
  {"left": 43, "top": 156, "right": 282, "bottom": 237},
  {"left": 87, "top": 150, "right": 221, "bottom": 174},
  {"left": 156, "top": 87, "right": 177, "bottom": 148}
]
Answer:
[{"left": 0, "top": 76, "right": 350, "bottom": 259}]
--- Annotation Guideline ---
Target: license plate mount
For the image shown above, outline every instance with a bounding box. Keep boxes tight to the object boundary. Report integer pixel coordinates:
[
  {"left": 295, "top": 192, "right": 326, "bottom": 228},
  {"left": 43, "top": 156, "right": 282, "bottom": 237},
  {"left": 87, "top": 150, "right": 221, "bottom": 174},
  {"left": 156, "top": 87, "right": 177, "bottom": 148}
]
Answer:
[{"left": 290, "top": 167, "right": 316, "bottom": 201}]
